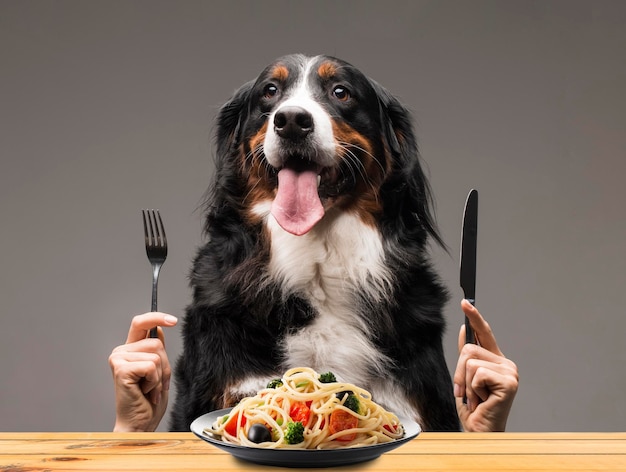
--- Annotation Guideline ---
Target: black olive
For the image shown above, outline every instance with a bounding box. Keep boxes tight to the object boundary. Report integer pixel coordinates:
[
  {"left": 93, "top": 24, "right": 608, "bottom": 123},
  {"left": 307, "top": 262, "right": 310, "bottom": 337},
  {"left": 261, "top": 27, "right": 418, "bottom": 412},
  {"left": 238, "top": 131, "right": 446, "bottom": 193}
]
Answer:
[
  {"left": 247, "top": 423, "right": 272, "bottom": 443},
  {"left": 336, "top": 390, "right": 353, "bottom": 400}
]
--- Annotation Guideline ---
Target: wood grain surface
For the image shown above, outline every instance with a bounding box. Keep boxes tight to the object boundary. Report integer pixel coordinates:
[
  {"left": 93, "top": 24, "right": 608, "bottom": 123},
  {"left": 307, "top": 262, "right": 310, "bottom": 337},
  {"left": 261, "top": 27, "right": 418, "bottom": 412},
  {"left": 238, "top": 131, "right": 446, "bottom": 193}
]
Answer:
[{"left": 1, "top": 432, "right": 625, "bottom": 471}]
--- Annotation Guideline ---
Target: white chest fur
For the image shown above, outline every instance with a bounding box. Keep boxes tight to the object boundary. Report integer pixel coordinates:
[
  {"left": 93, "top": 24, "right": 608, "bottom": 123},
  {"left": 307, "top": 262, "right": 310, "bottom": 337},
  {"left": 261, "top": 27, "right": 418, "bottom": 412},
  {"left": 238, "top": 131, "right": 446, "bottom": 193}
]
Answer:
[{"left": 262, "top": 206, "right": 391, "bottom": 379}]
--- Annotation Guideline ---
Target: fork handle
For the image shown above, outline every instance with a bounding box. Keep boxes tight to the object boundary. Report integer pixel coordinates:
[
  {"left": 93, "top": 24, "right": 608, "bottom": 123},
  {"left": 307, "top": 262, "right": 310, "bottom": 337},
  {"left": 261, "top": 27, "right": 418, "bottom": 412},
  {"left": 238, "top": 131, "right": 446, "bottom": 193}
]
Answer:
[{"left": 149, "top": 264, "right": 162, "bottom": 338}]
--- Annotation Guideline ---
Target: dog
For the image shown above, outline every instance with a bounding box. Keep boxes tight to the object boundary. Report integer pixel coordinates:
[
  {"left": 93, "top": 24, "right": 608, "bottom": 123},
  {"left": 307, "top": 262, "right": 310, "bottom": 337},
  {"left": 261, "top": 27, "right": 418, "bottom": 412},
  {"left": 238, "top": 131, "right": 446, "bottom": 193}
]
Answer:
[{"left": 170, "top": 54, "right": 460, "bottom": 432}]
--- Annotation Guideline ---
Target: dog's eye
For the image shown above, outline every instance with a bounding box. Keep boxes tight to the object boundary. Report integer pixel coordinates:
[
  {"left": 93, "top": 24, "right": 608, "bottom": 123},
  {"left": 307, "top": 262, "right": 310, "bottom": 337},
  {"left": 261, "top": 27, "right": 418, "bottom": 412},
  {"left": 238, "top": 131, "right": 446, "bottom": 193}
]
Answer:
[
  {"left": 264, "top": 84, "right": 279, "bottom": 99},
  {"left": 332, "top": 86, "right": 351, "bottom": 102}
]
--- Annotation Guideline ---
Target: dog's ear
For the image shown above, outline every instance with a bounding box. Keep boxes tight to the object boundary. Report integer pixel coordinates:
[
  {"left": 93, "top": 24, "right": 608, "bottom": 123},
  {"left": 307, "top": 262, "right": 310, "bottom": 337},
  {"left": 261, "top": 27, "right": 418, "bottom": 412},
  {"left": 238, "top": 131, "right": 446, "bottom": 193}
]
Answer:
[
  {"left": 203, "top": 80, "right": 256, "bottom": 234},
  {"left": 369, "top": 79, "right": 403, "bottom": 158},
  {"left": 368, "top": 78, "right": 416, "bottom": 166},
  {"left": 369, "top": 79, "right": 446, "bottom": 249},
  {"left": 215, "top": 80, "right": 255, "bottom": 158}
]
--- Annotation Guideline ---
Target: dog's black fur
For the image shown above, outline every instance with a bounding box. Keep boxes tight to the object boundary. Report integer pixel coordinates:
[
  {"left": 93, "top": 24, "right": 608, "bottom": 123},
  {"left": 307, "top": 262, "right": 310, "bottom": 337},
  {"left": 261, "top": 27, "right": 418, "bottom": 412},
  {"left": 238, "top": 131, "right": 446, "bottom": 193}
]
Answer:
[{"left": 170, "top": 54, "right": 460, "bottom": 432}]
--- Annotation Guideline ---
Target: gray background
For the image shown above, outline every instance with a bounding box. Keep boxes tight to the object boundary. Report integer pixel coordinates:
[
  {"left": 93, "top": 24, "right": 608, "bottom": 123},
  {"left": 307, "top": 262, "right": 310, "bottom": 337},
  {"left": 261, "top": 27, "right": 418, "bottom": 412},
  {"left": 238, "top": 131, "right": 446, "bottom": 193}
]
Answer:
[{"left": 1, "top": 0, "right": 625, "bottom": 432}]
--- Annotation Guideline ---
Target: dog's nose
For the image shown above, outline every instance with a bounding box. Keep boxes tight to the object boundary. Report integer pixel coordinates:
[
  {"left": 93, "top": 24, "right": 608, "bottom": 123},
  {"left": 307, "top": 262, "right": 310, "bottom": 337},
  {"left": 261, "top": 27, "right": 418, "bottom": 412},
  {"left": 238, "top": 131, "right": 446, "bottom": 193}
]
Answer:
[{"left": 274, "top": 106, "right": 314, "bottom": 141}]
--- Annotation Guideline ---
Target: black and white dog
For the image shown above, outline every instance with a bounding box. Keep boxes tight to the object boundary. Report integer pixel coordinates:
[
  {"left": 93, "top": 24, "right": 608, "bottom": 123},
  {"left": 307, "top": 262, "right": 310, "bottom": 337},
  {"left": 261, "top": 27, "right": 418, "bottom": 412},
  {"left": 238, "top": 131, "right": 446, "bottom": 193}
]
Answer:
[{"left": 170, "top": 54, "right": 460, "bottom": 431}]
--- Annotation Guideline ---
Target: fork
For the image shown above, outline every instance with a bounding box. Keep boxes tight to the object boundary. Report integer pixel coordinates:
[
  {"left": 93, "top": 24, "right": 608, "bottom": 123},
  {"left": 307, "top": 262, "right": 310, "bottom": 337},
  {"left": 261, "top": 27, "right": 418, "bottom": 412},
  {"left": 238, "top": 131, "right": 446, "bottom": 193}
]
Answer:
[{"left": 142, "top": 209, "right": 168, "bottom": 338}]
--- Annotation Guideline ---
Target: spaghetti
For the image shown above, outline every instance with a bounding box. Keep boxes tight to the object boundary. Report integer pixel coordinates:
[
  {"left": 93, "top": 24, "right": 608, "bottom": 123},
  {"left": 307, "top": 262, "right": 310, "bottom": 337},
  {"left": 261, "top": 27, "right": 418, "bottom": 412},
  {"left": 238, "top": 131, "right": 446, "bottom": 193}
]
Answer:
[{"left": 204, "top": 367, "right": 405, "bottom": 449}]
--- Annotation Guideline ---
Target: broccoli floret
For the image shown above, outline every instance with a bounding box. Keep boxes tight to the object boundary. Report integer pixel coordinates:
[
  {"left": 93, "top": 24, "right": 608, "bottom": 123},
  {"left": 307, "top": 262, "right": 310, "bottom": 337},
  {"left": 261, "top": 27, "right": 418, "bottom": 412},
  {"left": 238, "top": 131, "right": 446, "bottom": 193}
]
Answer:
[
  {"left": 284, "top": 421, "right": 305, "bottom": 444},
  {"left": 318, "top": 372, "right": 337, "bottom": 383},
  {"left": 266, "top": 378, "right": 283, "bottom": 389},
  {"left": 342, "top": 393, "right": 362, "bottom": 414}
]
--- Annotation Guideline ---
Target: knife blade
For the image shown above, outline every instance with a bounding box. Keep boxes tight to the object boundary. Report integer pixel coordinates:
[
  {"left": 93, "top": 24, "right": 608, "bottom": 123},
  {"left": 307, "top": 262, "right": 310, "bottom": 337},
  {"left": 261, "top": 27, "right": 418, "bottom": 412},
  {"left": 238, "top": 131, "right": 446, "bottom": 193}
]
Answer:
[{"left": 460, "top": 189, "right": 478, "bottom": 345}]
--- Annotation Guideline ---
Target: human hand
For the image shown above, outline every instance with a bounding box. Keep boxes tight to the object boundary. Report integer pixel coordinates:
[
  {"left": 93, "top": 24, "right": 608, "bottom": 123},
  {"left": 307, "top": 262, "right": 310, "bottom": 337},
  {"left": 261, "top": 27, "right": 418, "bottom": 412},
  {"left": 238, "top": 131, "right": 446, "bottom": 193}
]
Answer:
[
  {"left": 454, "top": 300, "right": 518, "bottom": 432},
  {"left": 108, "top": 312, "right": 178, "bottom": 432}
]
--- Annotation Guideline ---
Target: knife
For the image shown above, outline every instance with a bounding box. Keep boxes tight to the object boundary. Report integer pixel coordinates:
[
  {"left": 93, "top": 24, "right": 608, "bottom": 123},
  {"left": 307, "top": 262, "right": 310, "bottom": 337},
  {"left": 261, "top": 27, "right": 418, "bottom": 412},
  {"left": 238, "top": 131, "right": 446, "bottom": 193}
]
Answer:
[{"left": 460, "top": 189, "right": 478, "bottom": 345}]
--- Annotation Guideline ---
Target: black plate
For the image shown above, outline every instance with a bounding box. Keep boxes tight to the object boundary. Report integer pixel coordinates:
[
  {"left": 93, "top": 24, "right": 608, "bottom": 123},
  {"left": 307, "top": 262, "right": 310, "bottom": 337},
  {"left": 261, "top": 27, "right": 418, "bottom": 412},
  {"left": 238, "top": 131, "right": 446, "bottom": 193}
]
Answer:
[{"left": 190, "top": 408, "right": 421, "bottom": 468}]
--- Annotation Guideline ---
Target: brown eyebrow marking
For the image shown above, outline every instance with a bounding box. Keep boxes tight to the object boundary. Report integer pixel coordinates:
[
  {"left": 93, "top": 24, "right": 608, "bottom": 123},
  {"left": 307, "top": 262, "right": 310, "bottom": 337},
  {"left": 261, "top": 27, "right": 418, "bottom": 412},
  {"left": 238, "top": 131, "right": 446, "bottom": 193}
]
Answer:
[
  {"left": 318, "top": 62, "right": 337, "bottom": 80},
  {"left": 271, "top": 65, "right": 289, "bottom": 81}
]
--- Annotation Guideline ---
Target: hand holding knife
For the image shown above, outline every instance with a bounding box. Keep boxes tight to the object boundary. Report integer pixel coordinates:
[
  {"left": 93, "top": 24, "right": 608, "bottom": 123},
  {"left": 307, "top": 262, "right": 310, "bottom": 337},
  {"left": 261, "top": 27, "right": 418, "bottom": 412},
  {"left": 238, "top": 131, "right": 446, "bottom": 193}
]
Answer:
[
  {"left": 460, "top": 189, "right": 478, "bottom": 345},
  {"left": 458, "top": 194, "right": 519, "bottom": 422}
]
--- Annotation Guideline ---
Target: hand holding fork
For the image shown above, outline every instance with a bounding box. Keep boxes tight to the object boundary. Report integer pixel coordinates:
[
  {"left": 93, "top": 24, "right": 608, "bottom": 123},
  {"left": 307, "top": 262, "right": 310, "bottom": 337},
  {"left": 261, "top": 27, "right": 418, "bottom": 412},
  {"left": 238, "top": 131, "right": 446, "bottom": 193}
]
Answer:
[
  {"left": 107, "top": 210, "right": 171, "bottom": 432},
  {"left": 142, "top": 209, "right": 168, "bottom": 338}
]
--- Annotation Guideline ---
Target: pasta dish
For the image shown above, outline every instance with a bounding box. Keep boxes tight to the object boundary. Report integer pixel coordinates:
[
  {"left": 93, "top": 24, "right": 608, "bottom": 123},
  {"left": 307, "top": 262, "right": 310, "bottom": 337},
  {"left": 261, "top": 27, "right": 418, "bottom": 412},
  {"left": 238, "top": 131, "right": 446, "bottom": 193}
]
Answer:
[{"left": 204, "top": 367, "right": 405, "bottom": 449}]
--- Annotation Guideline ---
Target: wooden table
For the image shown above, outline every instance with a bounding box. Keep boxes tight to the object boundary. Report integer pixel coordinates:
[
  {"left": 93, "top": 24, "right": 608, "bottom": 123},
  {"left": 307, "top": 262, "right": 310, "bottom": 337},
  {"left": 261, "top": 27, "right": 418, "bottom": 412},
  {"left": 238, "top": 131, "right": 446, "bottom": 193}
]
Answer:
[{"left": 1, "top": 432, "right": 625, "bottom": 471}]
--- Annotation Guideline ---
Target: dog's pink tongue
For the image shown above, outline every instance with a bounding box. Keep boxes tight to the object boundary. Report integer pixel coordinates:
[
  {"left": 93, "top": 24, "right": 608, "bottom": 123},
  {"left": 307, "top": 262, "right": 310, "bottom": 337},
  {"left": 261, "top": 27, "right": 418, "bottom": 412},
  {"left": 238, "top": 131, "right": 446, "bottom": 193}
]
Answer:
[{"left": 271, "top": 167, "right": 324, "bottom": 236}]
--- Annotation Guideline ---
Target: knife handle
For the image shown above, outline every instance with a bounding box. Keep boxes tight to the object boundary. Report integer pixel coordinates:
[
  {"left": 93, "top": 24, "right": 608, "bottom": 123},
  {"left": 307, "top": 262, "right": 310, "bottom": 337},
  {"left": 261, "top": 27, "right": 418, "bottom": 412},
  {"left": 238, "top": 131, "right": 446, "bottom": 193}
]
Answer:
[
  {"left": 463, "top": 299, "right": 476, "bottom": 406},
  {"left": 465, "top": 298, "right": 476, "bottom": 345}
]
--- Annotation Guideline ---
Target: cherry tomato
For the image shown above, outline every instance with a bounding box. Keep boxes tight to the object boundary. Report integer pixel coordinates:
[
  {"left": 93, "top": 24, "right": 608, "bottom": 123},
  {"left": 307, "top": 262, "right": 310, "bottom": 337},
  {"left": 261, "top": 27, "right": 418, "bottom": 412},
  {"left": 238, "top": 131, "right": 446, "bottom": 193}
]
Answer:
[
  {"left": 329, "top": 409, "right": 358, "bottom": 441},
  {"left": 289, "top": 401, "right": 311, "bottom": 424},
  {"left": 383, "top": 423, "right": 397, "bottom": 434},
  {"left": 224, "top": 412, "right": 246, "bottom": 436}
]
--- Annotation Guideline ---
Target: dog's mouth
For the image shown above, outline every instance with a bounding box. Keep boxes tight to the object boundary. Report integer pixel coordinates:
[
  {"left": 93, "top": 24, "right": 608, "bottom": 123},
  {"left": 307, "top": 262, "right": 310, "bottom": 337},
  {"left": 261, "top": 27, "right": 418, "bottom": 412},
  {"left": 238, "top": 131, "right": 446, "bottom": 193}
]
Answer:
[{"left": 269, "top": 156, "right": 356, "bottom": 236}]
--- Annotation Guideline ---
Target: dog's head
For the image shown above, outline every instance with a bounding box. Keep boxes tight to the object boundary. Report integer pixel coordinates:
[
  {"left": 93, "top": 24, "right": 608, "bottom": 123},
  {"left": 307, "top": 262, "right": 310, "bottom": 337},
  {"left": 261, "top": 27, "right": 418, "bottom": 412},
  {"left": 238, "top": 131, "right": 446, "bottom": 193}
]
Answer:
[{"left": 212, "top": 54, "right": 441, "bottom": 246}]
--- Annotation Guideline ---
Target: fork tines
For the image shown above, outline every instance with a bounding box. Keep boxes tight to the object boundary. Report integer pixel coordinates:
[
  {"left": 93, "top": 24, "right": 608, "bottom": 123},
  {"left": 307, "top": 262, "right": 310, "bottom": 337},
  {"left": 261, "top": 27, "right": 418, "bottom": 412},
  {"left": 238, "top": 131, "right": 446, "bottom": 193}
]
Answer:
[{"left": 142, "top": 209, "right": 168, "bottom": 253}]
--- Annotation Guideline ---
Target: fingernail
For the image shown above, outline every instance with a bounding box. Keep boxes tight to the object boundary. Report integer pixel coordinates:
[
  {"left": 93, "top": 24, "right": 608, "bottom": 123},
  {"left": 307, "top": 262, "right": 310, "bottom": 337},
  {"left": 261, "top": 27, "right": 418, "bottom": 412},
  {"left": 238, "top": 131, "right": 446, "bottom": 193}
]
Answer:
[
  {"left": 163, "top": 377, "right": 170, "bottom": 391},
  {"left": 454, "top": 383, "right": 461, "bottom": 397},
  {"left": 155, "top": 391, "right": 162, "bottom": 405},
  {"left": 164, "top": 314, "right": 178, "bottom": 324}
]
